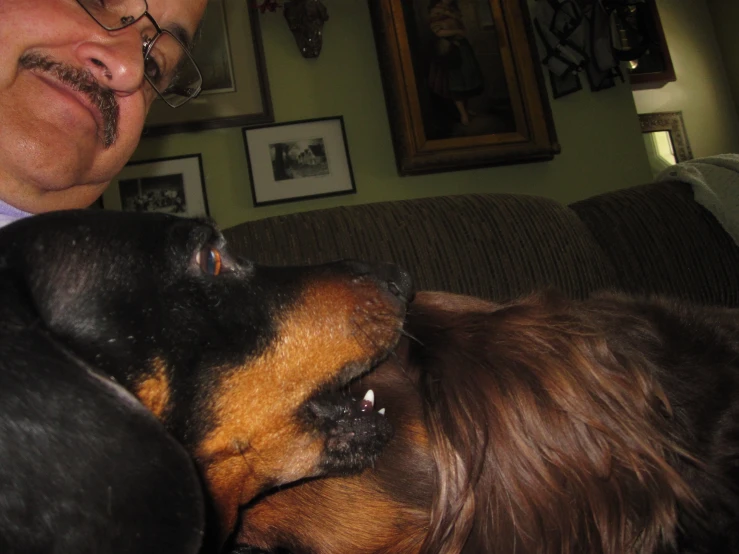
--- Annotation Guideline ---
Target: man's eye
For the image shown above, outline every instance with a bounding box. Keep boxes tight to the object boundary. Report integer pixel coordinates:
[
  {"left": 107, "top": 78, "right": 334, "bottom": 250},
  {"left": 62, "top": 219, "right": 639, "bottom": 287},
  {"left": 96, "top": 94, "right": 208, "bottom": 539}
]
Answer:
[
  {"left": 144, "top": 35, "right": 174, "bottom": 83},
  {"left": 144, "top": 56, "right": 163, "bottom": 84}
]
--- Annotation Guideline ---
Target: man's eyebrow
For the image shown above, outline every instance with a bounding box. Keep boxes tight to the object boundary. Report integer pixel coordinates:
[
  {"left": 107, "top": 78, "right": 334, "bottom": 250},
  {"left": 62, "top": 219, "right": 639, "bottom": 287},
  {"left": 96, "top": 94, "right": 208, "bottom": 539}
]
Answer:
[{"left": 168, "top": 22, "right": 195, "bottom": 51}]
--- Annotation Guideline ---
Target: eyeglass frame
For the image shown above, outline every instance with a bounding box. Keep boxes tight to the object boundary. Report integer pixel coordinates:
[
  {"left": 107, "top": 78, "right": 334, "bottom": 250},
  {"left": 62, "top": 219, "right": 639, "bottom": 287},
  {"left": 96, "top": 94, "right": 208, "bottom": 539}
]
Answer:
[{"left": 75, "top": 0, "right": 203, "bottom": 108}]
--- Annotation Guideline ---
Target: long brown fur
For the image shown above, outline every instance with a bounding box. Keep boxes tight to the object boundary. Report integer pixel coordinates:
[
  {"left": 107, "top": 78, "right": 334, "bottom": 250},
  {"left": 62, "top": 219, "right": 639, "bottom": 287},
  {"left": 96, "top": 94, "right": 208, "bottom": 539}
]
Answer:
[{"left": 236, "top": 291, "right": 739, "bottom": 554}]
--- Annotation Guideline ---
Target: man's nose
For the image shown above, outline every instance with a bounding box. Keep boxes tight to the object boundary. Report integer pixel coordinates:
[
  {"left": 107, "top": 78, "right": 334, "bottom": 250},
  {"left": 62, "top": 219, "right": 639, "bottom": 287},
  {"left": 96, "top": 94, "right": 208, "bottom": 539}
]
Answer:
[{"left": 75, "top": 27, "right": 145, "bottom": 94}]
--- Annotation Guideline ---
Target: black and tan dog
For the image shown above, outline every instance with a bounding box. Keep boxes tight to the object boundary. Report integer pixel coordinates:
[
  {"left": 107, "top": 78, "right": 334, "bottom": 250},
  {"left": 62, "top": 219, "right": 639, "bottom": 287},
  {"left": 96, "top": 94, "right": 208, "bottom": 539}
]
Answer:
[
  {"left": 0, "top": 210, "right": 410, "bottom": 554},
  {"left": 236, "top": 291, "right": 739, "bottom": 554}
]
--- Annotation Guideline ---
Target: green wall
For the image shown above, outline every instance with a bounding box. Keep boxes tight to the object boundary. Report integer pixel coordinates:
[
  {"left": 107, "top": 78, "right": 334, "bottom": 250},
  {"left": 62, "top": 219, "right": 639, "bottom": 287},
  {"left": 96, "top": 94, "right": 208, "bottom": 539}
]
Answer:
[
  {"left": 634, "top": 0, "right": 739, "bottom": 159},
  {"left": 131, "top": 0, "right": 652, "bottom": 229},
  {"left": 708, "top": 0, "right": 739, "bottom": 118}
]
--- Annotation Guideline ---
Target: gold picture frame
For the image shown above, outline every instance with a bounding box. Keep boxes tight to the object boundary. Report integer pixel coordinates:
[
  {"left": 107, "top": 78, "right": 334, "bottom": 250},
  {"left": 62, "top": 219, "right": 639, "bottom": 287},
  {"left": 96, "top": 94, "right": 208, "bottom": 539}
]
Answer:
[
  {"left": 638, "top": 111, "right": 692, "bottom": 163},
  {"left": 369, "top": 0, "right": 559, "bottom": 175}
]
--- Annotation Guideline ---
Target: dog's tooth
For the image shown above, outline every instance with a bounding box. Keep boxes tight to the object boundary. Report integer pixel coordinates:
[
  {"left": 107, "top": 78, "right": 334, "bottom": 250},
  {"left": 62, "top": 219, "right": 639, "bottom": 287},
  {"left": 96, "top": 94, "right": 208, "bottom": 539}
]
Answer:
[
  {"left": 378, "top": 408, "right": 386, "bottom": 415},
  {"left": 358, "top": 389, "right": 375, "bottom": 413},
  {"left": 363, "top": 389, "right": 375, "bottom": 407}
]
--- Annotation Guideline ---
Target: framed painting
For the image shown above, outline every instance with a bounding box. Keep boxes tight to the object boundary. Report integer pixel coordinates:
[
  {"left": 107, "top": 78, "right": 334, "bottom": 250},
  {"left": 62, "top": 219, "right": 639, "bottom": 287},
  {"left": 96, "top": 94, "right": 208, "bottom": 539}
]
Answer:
[
  {"left": 143, "top": 0, "right": 273, "bottom": 136},
  {"left": 368, "top": 0, "right": 559, "bottom": 175},
  {"left": 243, "top": 117, "right": 357, "bottom": 207},
  {"left": 629, "top": 0, "right": 676, "bottom": 90},
  {"left": 102, "top": 154, "right": 210, "bottom": 217}
]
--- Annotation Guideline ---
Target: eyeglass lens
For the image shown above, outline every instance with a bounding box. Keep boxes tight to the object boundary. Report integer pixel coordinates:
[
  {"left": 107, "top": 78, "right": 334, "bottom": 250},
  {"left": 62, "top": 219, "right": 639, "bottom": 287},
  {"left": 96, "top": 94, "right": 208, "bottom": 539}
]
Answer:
[{"left": 146, "top": 34, "right": 203, "bottom": 107}]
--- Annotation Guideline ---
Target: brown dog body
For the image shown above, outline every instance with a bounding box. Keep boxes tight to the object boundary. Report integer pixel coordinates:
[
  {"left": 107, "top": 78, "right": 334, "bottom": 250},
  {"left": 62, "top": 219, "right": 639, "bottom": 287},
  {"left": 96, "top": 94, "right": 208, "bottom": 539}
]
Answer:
[{"left": 236, "top": 291, "right": 739, "bottom": 554}]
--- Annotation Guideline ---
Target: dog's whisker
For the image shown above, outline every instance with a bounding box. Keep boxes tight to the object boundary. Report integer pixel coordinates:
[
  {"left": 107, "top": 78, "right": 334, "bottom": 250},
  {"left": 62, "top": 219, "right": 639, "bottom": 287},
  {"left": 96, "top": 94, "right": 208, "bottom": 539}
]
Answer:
[
  {"left": 402, "top": 328, "right": 423, "bottom": 345},
  {"left": 234, "top": 439, "right": 254, "bottom": 514}
]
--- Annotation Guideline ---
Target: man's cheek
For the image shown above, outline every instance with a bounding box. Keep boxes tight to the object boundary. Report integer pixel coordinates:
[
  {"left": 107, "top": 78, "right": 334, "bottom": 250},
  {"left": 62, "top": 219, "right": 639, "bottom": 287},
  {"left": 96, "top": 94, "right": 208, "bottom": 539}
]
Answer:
[{"left": 143, "top": 87, "right": 159, "bottom": 113}]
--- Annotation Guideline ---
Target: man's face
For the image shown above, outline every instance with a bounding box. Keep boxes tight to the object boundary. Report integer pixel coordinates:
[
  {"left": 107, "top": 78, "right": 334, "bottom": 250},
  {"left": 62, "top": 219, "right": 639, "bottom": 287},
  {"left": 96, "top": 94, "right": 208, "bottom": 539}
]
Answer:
[{"left": 0, "top": 0, "right": 207, "bottom": 211}]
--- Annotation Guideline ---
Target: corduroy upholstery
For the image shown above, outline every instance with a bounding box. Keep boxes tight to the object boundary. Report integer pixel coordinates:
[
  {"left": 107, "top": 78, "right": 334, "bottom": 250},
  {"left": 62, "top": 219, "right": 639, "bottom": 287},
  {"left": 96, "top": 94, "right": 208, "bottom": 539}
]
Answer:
[
  {"left": 571, "top": 181, "right": 739, "bottom": 306},
  {"left": 223, "top": 181, "right": 739, "bottom": 306}
]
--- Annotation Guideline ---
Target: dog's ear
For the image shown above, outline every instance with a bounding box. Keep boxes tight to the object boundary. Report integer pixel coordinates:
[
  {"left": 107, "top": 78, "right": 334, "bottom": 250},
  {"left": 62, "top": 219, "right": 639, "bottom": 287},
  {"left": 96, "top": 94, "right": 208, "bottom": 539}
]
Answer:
[
  {"left": 0, "top": 218, "right": 90, "bottom": 334},
  {"left": 0, "top": 213, "right": 122, "bottom": 336},
  {"left": 409, "top": 293, "right": 699, "bottom": 554},
  {"left": 0, "top": 212, "right": 206, "bottom": 345},
  {"left": 412, "top": 290, "right": 499, "bottom": 313}
]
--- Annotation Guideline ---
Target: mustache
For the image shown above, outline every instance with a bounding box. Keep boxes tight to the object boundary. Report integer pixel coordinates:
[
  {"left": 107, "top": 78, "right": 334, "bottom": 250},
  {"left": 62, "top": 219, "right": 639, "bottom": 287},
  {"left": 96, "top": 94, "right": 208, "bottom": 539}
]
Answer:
[{"left": 19, "top": 53, "right": 120, "bottom": 149}]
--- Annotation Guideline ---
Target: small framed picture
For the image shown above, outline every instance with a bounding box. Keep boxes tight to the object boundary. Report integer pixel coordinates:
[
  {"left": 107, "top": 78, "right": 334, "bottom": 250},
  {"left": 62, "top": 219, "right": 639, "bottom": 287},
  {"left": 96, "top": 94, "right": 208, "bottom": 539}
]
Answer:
[
  {"left": 103, "top": 154, "right": 209, "bottom": 217},
  {"left": 243, "top": 116, "right": 357, "bottom": 207}
]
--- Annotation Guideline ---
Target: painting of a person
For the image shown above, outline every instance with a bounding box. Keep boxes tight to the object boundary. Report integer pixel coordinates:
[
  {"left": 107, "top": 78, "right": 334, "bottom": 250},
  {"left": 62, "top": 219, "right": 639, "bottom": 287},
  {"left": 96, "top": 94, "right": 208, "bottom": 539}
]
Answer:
[{"left": 427, "top": 0, "right": 484, "bottom": 126}]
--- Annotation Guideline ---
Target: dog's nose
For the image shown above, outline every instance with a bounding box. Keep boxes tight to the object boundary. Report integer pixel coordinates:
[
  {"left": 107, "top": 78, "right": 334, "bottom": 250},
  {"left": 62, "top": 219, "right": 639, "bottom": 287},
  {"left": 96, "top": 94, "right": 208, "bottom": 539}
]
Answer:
[
  {"left": 369, "top": 262, "right": 414, "bottom": 302},
  {"left": 339, "top": 260, "right": 414, "bottom": 302}
]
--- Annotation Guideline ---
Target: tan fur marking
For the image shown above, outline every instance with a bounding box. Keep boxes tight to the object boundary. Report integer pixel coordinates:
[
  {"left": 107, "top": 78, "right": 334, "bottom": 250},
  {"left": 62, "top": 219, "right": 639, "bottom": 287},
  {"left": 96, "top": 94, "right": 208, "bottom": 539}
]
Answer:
[
  {"left": 195, "top": 276, "right": 404, "bottom": 541},
  {"left": 237, "top": 350, "right": 433, "bottom": 554},
  {"left": 242, "top": 475, "right": 429, "bottom": 554},
  {"left": 134, "top": 357, "right": 171, "bottom": 420}
]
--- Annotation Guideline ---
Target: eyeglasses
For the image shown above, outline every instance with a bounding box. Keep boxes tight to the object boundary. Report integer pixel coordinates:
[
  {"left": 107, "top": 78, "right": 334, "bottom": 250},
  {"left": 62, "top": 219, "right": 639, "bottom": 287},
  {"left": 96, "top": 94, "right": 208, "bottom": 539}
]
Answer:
[{"left": 76, "top": 0, "right": 202, "bottom": 108}]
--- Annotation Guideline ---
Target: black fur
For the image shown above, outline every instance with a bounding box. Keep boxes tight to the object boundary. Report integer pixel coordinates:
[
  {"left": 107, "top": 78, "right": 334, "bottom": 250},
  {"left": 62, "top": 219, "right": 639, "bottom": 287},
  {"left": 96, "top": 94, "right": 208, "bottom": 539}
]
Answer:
[{"left": 0, "top": 210, "right": 410, "bottom": 554}]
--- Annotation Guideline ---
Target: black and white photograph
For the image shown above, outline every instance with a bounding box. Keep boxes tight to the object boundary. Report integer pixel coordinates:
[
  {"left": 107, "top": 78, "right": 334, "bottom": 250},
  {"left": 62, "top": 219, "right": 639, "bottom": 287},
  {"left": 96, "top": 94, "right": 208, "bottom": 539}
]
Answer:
[
  {"left": 103, "top": 154, "right": 209, "bottom": 217},
  {"left": 270, "top": 138, "right": 329, "bottom": 181},
  {"left": 119, "top": 174, "right": 187, "bottom": 214},
  {"left": 243, "top": 117, "right": 356, "bottom": 207}
]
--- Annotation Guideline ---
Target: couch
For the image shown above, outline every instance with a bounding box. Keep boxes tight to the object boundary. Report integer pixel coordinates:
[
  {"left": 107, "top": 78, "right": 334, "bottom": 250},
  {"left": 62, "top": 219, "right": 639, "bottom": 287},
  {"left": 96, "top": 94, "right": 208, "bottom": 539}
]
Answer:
[{"left": 223, "top": 181, "right": 739, "bottom": 307}]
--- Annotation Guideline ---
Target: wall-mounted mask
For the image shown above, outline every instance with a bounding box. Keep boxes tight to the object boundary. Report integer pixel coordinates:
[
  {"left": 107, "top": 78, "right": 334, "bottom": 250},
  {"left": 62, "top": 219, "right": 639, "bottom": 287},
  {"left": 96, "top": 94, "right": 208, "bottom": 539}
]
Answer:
[{"left": 284, "top": 0, "right": 329, "bottom": 58}]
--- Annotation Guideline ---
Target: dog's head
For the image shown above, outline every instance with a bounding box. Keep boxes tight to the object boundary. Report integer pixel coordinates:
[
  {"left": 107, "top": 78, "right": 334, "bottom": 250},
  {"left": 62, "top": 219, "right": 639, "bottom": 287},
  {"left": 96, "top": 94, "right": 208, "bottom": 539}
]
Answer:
[
  {"left": 236, "top": 291, "right": 701, "bottom": 554},
  {"left": 0, "top": 210, "right": 411, "bottom": 542},
  {"left": 237, "top": 335, "right": 433, "bottom": 554}
]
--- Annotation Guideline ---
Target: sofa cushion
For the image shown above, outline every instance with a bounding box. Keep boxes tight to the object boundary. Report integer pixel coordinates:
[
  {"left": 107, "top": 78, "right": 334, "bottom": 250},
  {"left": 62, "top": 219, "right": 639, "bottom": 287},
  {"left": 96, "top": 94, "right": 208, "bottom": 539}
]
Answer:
[
  {"left": 571, "top": 181, "right": 739, "bottom": 306},
  {"left": 224, "top": 193, "right": 618, "bottom": 301}
]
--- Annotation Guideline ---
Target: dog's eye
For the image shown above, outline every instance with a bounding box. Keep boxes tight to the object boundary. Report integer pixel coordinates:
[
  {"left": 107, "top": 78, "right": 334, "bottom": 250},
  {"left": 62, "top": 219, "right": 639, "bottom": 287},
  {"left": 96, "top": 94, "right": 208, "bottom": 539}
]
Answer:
[{"left": 197, "top": 247, "right": 222, "bottom": 276}]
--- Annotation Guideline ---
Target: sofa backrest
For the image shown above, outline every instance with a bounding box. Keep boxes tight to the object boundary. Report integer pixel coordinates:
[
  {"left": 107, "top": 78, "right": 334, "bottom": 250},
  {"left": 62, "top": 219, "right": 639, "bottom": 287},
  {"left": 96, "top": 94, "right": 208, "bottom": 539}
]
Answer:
[
  {"left": 224, "top": 180, "right": 739, "bottom": 306},
  {"left": 571, "top": 181, "right": 739, "bottom": 307},
  {"left": 224, "top": 193, "right": 618, "bottom": 301}
]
